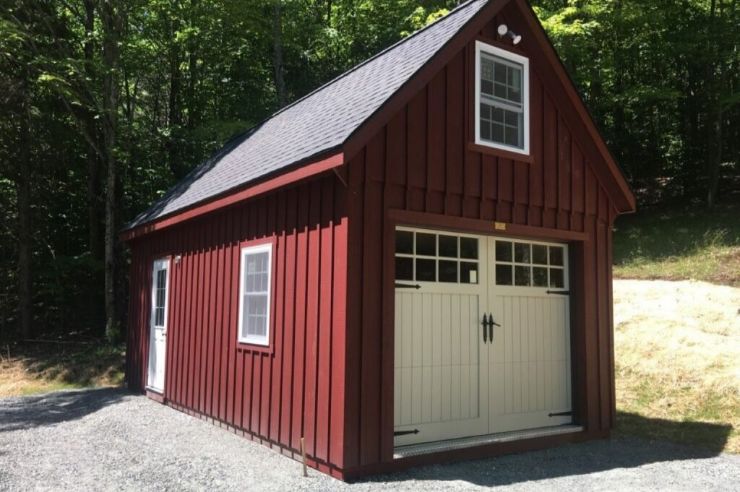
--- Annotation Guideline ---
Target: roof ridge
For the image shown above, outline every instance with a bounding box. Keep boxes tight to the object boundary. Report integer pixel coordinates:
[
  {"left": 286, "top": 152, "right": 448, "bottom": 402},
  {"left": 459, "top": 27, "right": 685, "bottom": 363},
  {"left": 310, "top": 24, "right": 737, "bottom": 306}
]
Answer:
[{"left": 264, "top": 0, "right": 482, "bottom": 122}]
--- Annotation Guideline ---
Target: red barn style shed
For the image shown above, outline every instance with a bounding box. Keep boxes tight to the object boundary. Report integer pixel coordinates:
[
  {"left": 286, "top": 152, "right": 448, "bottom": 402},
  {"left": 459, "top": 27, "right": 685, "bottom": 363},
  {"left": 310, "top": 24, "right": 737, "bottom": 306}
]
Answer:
[{"left": 123, "top": 0, "right": 635, "bottom": 480}]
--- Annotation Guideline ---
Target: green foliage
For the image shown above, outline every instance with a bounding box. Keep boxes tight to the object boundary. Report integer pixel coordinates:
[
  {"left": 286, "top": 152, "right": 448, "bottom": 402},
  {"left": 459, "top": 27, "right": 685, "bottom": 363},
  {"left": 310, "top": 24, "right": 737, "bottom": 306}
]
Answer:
[
  {"left": 0, "top": 0, "right": 455, "bottom": 339},
  {"left": 614, "top": 203, "right": 740, "bottom": 285},
  {"left": 533, "top": 0, "right": 739, "bottom": 199},
  {"left": 0, "top": 0, "right": 737, "bottom": 340}
]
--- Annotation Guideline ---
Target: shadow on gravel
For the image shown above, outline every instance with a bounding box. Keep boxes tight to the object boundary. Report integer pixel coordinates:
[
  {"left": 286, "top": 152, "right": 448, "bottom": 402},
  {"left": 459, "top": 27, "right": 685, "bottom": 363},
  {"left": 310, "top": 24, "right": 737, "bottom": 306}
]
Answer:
[
  {"left": 0, "top": 388, "right": 128, "bottom": 433},
  {"left": 616, "top": 412, "right": 734, "bottom": 454},
  {"left": 359, "top": 415, "right": 733, "bottom": 487}
]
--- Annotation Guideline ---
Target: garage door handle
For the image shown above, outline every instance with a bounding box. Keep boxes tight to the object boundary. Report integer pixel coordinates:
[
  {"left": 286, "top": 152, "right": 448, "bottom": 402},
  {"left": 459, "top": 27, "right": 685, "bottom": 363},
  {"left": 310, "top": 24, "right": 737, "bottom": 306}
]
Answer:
[
  {"left": 488, "top": 314, "right": 501, "bottom": 342},
  {"left": 547, "top": 290, "right": 570, "bottom": 296},
  {"left": 482, "top": 314, "right": 500, "bottom": 343}
]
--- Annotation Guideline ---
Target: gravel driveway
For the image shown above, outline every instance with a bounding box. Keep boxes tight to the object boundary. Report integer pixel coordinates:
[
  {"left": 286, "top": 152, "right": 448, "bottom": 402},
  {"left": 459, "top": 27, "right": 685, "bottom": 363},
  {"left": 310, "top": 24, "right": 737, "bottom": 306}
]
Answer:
[{"left": 1, "top": 389, "right": 738, "bottom": 491}]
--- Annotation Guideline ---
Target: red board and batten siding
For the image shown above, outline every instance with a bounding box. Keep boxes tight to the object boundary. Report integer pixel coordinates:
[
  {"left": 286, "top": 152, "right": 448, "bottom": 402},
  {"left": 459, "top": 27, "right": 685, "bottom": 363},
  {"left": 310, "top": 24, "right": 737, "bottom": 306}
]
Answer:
[
  {"left": 127, "top": 0, "right": 632, "bottom": 480},
  {"left": 341, "top": 9, "right": 621, "bottom": 473},
  {"left": 126, "top": 174, "right": 349, "bottom": 476}
]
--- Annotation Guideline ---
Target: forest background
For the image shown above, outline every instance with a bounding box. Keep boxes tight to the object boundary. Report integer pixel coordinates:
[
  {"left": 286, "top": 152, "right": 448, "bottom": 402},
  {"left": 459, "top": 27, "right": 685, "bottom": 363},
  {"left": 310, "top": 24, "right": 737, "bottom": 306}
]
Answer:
[{"left": 0, "top": 0, "right": 737, "bottom": 342}]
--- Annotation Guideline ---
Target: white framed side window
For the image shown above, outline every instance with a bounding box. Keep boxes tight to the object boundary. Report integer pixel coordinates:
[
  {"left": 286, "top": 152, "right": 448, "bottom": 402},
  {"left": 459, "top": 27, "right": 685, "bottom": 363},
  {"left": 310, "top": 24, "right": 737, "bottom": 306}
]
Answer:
[
  {"left": 237, "top": 243, "right": 273, "bottom": 346},
  {"left": 475, "top": 41, "right": 530, "bottom": 155}
]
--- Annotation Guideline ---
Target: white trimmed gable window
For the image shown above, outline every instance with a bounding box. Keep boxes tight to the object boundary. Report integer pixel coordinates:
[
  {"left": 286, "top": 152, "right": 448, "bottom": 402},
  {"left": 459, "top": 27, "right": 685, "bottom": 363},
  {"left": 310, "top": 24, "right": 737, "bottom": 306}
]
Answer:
[
  {"left": 475, "top": 41, "right": 530, "bottom": 154},
  {"left": 238, "top": 243, "right": 272, "bottom": 346}
]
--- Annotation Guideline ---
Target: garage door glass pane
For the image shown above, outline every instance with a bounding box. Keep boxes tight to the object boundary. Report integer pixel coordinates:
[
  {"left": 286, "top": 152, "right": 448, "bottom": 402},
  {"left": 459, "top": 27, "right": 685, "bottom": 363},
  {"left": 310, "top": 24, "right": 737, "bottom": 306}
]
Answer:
[
  {"left": 396, "top": 230, "right": 413, "bottom": 254},
  {"left": 515, "top": 243, "right": 530, "bottom": 263},
  {"left": 496, "top": 264, "right": 512, "bottom": 285},
  {"left": 439, "top": 260, "right": 458, "bottom": 283},
  {"left": 460, "top": 262, "right": 479, "bottom": 284},
  {"left": 533, "top": 267, "right": 548, "bottom": 287},
  {"left": 395, "top": 257, "right": 413, "bottom": 281},
  {"left": 532, "top": 245, "right": 548, "bottom": 265},
  {"left": 416, "top": 233, "right": 436, "bottom": 256},
  {"left": 439, "top": 235, "right": 458, "bottom": 258},
  {"left": 496, "top": 241, "right": 512, "bottom": 262},
  {"left": 549, "top": 246, "right": 564, "bottom": 266},
  {"left": 550, "top": 268, "right": 564, "bottom": 288},
  {"left": 515, "top": 266, "right": 531, "bottom": 286},
  {"left": 460, "top": 237, "right": 478, "bottom": 259},
  {"left": 416, "top": 259, "right": 436, "bottom": 282}
]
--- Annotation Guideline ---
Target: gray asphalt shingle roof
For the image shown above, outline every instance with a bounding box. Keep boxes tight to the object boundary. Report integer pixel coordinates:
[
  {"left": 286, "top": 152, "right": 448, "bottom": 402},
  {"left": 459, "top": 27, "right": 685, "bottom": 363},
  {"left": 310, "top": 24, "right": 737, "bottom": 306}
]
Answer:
[{"left": 128, "top": 0, "right": 489, "bottom": 229}]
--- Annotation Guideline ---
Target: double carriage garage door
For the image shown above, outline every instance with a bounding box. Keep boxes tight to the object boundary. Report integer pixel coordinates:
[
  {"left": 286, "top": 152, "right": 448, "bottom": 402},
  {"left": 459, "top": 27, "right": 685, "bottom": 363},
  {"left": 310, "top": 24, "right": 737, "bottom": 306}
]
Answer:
[{"left": 394, "top": 227, "right": 573, "bottom": 447}]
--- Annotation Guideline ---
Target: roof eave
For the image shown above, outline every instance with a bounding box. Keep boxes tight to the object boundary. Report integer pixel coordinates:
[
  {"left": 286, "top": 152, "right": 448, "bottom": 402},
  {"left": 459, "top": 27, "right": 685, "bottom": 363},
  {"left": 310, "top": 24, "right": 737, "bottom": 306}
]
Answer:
[{"left": 120, "top": 151, "right": 344, "bottom": 243}]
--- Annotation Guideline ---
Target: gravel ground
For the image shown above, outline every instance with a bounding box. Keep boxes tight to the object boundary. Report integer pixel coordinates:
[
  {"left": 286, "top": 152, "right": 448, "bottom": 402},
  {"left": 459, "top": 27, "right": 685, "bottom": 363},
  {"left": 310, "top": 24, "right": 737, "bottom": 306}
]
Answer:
[{"left": 1, "top": 389, "right": 738, "bottom": 491}]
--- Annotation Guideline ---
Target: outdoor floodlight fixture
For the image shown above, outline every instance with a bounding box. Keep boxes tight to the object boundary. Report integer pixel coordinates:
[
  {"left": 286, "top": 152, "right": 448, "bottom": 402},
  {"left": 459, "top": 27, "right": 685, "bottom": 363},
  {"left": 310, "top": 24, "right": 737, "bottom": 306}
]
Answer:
[{"left": 497, "top": 23, "right": 522, "bottom": 45}]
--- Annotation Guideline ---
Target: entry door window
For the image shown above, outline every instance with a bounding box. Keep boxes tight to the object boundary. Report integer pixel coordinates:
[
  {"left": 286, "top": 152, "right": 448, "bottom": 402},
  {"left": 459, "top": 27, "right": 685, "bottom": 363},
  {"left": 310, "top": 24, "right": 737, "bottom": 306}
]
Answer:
[
  {"left": 153, "top": 267, "right": 167, "bottom": 326},
  {"left": 494, "top": 240, "right": 567, "bottom": 288},
  {"left": 395, "top": 229, "right": 480, "bottom": 284}
]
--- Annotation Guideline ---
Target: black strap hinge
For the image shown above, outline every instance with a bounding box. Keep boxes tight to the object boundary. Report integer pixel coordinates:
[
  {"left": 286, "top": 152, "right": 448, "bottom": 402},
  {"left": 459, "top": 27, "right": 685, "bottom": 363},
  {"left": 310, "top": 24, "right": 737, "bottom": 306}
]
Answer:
[
  {"left": 548, "top": 411, "right": 573, "bottom": 417},
  {"left": 394, "top": 429, "right": 420, "bottom": 437},
  {"left": 546, "top": 290, "right": 570, "bottom": 296},
  {"left": 395, "top": 283, "right": 421, "bottom": 289}
]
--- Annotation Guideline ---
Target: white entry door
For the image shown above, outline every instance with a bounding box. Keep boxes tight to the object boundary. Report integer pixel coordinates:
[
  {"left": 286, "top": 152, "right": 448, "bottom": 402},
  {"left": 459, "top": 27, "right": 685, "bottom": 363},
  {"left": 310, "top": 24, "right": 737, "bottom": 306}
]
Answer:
[
  {"left": 147, "top": 258, "right": 170, "bottom": 393},
  {"left": 393, "top": 228, "right": 489, "bottom": 447},
  {"left": 487, "top": 239, "right": 573, "bottom": 433},
  {"left": 393, "top": 229, "right": 573, "bottom": 447}
]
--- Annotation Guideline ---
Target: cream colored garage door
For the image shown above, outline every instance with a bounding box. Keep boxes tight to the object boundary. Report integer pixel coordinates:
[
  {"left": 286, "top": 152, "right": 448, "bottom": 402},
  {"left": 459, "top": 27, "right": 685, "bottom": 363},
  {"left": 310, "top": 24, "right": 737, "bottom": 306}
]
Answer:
[
  {"left": 487, "top": 239, "right": 573, "bottom": 434},
  {"left": 394, "top": 228, "right": 572, "bottom": 447}
]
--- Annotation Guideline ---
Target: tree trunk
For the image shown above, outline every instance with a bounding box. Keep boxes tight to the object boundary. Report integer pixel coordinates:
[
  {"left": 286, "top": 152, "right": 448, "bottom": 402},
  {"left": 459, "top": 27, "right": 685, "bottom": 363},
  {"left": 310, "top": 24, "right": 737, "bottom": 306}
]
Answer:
[
  {"left": 187, "top": 0, "right": 199, "bottom": 131},
  {"left": 84, "top": 0, "right": 103, "bottom": 260},
  {"left": 101, "top": 0, "right": 121, "bottom": 342},
  {"left": 706, "top": 106, "right": 723, "bottom": 208},
  {"left": 272, "top": 0, "right": 287, "bottom": 108},
  {"left": 168, "top": 32, "right": 182, "bottom": 177},
  {"left": 612, "top": 0, "right": 625, "bottom": 160},
  {"left": 705, "top": 0, "right": 723, "bottom": 208},
  {"left": 17, "top": 68, "right": 32, "bottom": 340}
]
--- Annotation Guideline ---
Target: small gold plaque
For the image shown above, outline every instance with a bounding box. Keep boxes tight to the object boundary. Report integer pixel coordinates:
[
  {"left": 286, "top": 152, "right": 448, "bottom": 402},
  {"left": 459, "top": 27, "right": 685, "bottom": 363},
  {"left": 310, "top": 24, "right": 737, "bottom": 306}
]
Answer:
[{"left": 494, "top": 222, "right": 507, "bottom": 231}]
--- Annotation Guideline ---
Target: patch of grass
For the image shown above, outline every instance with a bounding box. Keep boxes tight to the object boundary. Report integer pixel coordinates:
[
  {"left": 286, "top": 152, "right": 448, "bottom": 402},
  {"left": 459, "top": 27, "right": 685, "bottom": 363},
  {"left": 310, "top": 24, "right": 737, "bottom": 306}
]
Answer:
[
  {"left": 0, "top": 342, "right": 125, "bottom": 398},
  {"left": 614, "top": 202, "right": 740, "bottom": 286},
  {"left": 613, "top": 280, "right": 740, "bottom": 453}
]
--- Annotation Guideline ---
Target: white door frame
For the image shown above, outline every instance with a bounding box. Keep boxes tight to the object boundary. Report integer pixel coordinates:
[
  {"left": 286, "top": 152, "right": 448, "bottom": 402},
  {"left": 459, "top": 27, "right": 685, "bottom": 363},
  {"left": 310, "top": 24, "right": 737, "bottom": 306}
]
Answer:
[{"left": 147, "top": 257, "right": 170, "bottom": 394}]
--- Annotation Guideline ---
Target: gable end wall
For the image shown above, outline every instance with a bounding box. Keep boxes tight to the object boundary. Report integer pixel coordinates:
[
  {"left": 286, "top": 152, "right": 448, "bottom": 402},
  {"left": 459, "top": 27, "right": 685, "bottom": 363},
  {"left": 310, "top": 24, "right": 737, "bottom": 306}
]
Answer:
[{"left": 343, "top": 4, "right": 619, "bottom": 470}]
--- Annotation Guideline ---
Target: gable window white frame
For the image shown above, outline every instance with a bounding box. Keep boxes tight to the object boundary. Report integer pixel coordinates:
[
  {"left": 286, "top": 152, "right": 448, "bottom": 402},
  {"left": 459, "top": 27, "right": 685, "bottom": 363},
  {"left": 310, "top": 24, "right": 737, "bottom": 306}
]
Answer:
[
  {"left": 475, "top": 41, "right": 530, "bottom": 155},
  {"left": 237, "top": 243, "right": 273, "bottom": 346}
]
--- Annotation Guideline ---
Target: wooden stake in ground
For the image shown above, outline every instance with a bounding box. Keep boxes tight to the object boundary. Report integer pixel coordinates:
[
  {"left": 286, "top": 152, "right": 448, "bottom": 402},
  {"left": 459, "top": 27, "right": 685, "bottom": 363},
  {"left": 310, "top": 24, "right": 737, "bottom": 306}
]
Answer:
[{"left": 300, "top": 437, "right": 307, "bottom": 477}]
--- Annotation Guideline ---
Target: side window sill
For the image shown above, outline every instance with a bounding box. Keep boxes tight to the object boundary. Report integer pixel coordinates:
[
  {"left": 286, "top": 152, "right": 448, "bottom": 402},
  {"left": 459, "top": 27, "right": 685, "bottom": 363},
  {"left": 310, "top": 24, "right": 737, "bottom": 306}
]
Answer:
[
  {"left": 468, "top": 142, "right": 533, "bottom": 163},
  {"left": 237, "top": 342, "right": 273, "bottom": 355}
]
